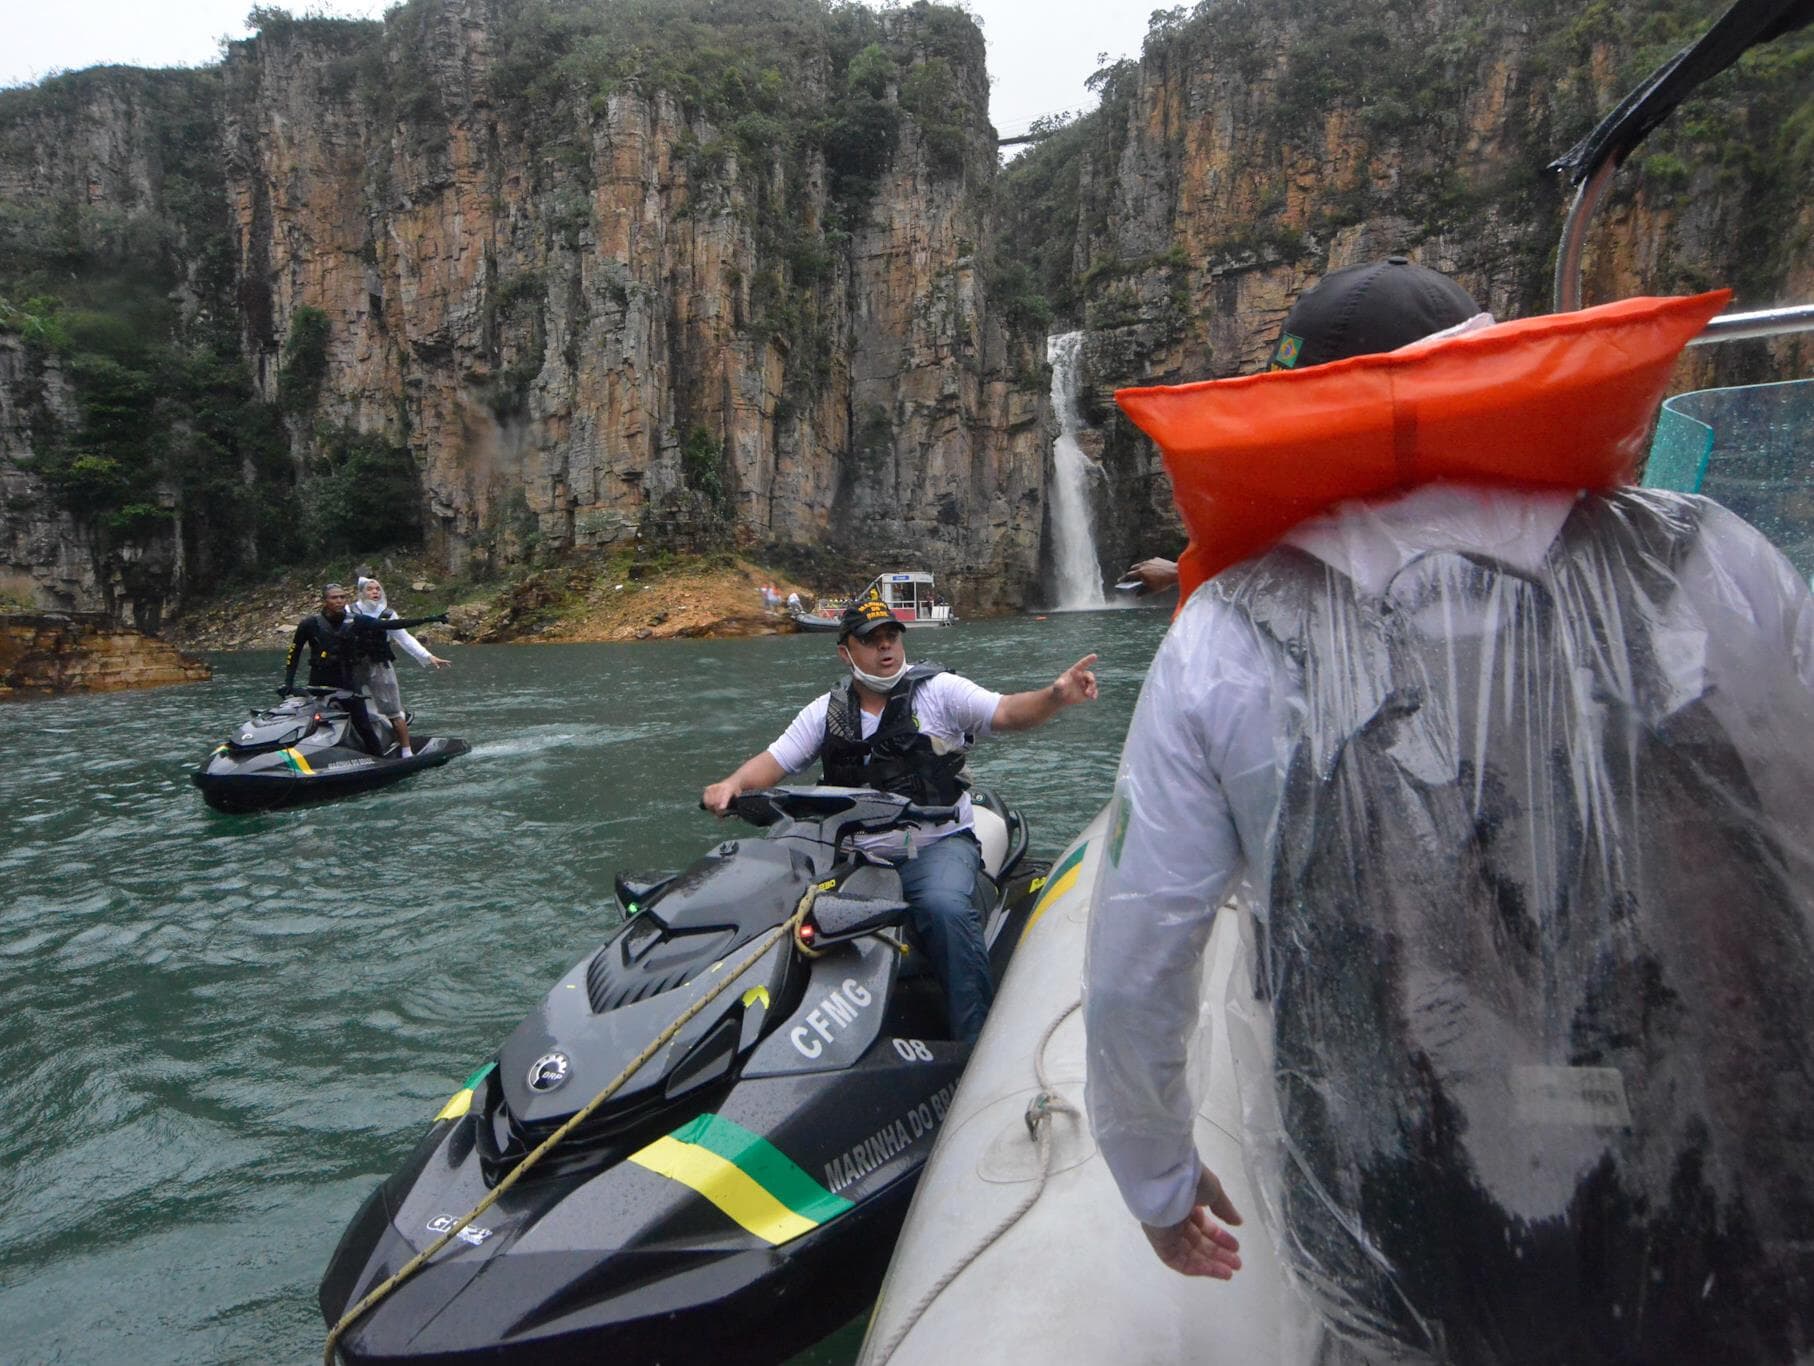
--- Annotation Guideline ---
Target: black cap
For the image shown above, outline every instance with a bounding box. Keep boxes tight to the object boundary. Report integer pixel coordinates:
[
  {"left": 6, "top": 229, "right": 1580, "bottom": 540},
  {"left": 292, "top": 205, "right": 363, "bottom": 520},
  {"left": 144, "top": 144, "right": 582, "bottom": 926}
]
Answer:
[
  {"left": 839, "top": 598, "right": 901, "bottom": 641},
  {"left": 1269, "top": 256, "right": 1479, "bottom": 371}
]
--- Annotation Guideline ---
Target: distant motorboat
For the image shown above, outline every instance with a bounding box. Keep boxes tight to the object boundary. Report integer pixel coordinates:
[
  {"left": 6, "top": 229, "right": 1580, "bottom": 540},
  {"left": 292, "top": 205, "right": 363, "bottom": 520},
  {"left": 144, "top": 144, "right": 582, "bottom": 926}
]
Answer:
[
  {"left": 792, "top": 572, "right": 956, "bottom": 634},
  {"left": 789, "top": 606, "right": 843, "bottom": 632}
]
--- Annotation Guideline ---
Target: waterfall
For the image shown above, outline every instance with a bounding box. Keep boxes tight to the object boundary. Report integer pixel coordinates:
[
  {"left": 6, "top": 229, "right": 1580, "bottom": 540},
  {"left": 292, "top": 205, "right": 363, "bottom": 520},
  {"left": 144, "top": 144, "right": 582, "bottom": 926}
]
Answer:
[{"left": 1046, "top": 331, "right": 1106, "bottom": 609}]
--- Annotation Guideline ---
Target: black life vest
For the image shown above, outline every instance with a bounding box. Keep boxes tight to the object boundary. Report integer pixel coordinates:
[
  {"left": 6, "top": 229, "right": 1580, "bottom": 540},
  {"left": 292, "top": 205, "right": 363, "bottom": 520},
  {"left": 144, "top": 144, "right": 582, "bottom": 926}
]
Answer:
[
  {"left": 300, "top": 613, "right": 355, "bottom": 687},
  {"left": 820, "top": 663, "right": 971, "bottom": 805}
]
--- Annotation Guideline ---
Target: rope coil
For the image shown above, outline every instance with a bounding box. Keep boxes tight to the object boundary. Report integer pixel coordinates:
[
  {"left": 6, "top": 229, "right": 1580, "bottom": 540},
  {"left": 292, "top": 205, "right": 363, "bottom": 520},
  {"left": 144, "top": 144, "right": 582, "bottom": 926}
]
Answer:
[{"left": 867, "top": 1000, "right": 1081, "bottom": 1363}]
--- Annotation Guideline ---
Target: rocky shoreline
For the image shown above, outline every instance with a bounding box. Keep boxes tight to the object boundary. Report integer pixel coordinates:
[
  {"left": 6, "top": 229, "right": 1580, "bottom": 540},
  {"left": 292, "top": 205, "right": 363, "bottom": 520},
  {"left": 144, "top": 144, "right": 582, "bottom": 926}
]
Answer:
[
  {"left": 158, "top": 555, "right": 829, "bottom": 655},
  {"left": 0, "top": 613, "right": 212, "bottom": 699}
]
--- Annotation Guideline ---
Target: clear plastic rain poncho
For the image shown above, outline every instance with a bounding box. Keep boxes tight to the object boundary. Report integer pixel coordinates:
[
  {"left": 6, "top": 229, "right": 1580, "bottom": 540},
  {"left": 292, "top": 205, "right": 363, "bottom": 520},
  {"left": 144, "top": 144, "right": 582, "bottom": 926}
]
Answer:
[
  {"left": 1088, "top": 483, "right": 1814, "bottom": 1363},
  {"left": 1087, "top": 305, "right": 1814, "bottom": 1364}
]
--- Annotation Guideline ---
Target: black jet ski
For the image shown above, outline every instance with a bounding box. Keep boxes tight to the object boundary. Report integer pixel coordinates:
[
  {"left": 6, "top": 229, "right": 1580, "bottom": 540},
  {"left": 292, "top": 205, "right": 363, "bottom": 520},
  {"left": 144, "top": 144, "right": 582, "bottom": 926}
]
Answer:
[
  {"left": 319, "top": 785, "right": 1038, "bottom": 1365},
  {"left": 191, "top": 687, "right": 470, "bottom": 813}
]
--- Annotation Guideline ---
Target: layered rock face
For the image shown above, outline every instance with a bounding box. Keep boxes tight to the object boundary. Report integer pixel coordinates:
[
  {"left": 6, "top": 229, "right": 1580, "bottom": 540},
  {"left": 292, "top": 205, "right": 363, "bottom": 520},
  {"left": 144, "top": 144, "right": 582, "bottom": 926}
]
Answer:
[
  {"left": 1009, "top": 0, "right": 1814, "bottom": 577},
  {"left": 220, "top": 0, "right": 1048, "bottom": 610},
  {"left": 0, "top": 68, "right": 222, "bottom": 621},
  {"left": 1, "top": 0, "right": 1052, "bottom": 618},
  {"left": 2, "top": 0, "right": 1808, "bottom": 617},
  {"left": 0, "top": 337, "right": 91, "bottom": 608},
  {"left": 0, "top": 613, "right": 211, "bottom": 697}
]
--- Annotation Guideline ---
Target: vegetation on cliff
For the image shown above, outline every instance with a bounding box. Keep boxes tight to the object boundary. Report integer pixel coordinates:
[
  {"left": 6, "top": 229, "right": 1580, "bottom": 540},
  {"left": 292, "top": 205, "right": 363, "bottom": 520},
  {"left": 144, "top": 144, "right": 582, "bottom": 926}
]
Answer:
[
  {"left": 999, "top": 0, "right": 1814, "bottom": 350},
  {"left": 0, "top": 0, "right": 1000, "bottom": 629},
  {"left": 0, "top": 68, "right": 278, "bottom": 629}
]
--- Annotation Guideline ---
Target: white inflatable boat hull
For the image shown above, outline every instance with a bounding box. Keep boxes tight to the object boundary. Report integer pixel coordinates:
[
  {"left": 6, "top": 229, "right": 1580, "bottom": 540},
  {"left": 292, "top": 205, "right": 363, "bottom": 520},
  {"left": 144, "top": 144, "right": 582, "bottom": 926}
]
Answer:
[{"left": 860, "top": 805, "right": 1305, "bottom": 1364}]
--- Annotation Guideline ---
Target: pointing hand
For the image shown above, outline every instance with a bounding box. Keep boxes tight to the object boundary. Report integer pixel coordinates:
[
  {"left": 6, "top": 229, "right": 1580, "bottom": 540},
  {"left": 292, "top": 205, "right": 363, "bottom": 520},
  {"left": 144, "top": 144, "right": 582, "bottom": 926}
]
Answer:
[{"left": 1053, "top": 653, "right": 1099, "bottom": 706}]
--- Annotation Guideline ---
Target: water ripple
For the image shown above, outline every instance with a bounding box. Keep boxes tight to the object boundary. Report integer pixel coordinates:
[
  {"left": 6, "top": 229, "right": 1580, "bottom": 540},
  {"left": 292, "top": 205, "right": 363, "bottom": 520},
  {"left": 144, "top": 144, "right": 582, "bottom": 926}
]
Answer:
[{"left": 0, "top": 609, "right": 1170, "bottom": 1363}]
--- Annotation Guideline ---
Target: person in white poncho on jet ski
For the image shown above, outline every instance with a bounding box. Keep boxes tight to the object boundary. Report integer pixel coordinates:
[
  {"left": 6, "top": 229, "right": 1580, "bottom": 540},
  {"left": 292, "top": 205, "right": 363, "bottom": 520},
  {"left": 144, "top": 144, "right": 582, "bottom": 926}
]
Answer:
[{"left": 349, "top": 575, "right": 450, "bottom": 760}]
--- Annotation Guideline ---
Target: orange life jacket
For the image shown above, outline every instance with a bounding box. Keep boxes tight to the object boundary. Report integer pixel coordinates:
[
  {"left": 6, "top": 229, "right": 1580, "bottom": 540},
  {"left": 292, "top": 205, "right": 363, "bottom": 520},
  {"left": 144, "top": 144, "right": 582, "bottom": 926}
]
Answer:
[{"left": 1114, "top": 290, "right": 1731, "bottom": 606}]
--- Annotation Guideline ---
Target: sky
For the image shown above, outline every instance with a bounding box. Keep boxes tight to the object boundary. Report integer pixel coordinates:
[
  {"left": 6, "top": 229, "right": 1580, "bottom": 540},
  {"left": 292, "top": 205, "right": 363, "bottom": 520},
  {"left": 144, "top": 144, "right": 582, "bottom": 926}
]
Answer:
[{"left": 0, "top": 0, "right": 1157, "bottom": 139}]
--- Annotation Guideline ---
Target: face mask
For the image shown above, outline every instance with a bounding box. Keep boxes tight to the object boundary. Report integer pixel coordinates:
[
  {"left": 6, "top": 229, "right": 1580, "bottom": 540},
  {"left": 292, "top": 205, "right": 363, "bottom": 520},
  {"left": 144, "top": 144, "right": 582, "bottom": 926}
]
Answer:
[{"left": 842, "top": 649, "right": 908, "bottom": 693}]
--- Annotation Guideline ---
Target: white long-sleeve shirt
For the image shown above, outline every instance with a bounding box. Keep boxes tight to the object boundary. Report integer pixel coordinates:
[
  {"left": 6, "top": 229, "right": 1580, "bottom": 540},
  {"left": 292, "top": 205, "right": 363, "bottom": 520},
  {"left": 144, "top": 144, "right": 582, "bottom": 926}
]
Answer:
[{"left": 1083, "top": 481, "right": 1814, "bottom": 1228}]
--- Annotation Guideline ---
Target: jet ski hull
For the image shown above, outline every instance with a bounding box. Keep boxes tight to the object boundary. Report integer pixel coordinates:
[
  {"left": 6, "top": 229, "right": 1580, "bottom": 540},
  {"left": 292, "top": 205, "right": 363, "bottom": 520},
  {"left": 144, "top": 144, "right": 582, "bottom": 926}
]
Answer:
[
  {"left": 322, "top": 1043, "right": 968, "bottom": 1365},
  {"left": 320, "top": 787, "right": 1040, "bottom": 1366},
  {"left": 193, "top": 736, "right": 470, "bottom": 813}
]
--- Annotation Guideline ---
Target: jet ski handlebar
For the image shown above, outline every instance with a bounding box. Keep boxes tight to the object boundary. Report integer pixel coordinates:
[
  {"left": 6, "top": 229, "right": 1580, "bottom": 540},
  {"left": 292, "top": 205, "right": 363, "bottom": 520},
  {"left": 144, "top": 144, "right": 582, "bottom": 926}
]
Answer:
[{"left": 722, "top": 786, "right": 959, "bottom": 835}]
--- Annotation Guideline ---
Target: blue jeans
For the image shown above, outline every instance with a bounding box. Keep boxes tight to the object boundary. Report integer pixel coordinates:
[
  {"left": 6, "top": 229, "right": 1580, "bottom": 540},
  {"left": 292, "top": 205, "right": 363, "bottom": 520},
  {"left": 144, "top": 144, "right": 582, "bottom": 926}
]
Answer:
[{"left": 891, "top": 832, "right": 992, "bottom": 1043}]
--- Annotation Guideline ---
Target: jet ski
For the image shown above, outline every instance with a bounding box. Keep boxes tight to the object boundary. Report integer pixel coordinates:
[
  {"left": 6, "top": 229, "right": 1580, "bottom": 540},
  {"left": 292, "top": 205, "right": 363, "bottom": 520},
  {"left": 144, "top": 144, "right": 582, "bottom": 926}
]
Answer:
[
  {"left": 319, "top": 785, "right": 1038, "bottom": 1365},
  {"left": 191, "top": 687, "right": 470, "bottom": 813}
]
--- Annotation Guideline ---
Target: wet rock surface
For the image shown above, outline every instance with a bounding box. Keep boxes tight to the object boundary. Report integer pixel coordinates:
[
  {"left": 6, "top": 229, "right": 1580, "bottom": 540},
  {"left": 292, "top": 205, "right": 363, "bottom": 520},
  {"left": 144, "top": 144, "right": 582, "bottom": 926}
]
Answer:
[{"left": 0, "top": 614, "right": 211, "bottom": 698}]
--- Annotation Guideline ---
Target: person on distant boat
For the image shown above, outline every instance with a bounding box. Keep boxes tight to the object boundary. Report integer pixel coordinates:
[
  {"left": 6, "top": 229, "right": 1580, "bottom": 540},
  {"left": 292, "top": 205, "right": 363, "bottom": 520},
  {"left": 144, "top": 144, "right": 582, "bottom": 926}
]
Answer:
[
  {"left": 349, "top": 575, "right": 450, "bottom": 760},
  {"left": 1083, "top": 259, "right": 1814, "bottom": 1358},
  {"left": 703, "top": 597, "right": 1100, "bottom": 1042}
]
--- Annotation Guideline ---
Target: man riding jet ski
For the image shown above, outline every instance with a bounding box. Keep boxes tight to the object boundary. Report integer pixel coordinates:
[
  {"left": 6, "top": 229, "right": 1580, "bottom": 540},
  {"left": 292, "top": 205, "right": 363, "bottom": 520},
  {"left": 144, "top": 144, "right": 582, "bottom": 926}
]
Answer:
[
  {"left": 319, "top": 784, "right": 1040, "bottom": 1365},
  {"left": 191, "top": 584, "right": 468, "bottom": 813},
  {"left": 705, "top": 598, "right": 1098, "bottom": 1042}
]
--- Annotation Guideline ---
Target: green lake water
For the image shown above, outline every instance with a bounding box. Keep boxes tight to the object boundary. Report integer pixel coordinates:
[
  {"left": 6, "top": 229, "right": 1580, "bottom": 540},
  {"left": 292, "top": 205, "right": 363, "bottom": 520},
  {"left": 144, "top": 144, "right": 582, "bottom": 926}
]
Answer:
[{"left": 0, "top": 606, "right": 1169, "bottom": 1364}]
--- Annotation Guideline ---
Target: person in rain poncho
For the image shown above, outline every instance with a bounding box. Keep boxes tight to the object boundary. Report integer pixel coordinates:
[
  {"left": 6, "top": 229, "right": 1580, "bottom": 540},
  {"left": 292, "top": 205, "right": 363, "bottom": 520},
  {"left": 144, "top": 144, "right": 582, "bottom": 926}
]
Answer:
[
  {"left": 1083, "top": 258, "right": 1814, "bottom": 1362},
  {"left": 349, "top": 575, "right": 451, "bottom": 759}
]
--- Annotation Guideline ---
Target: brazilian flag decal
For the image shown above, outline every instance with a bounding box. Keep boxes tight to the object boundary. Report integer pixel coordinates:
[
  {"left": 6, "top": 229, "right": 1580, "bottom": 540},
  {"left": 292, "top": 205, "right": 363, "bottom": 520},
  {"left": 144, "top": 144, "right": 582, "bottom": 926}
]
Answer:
[
  {"left": 1019, "top": 839, "right": 1090, "bottom": 944},
  {"left": 434, "top": 1061, "right": 497, "bottom": 1121},
  {"left": 629, "top": 1113, "right": 852, "bottom": 1246}
]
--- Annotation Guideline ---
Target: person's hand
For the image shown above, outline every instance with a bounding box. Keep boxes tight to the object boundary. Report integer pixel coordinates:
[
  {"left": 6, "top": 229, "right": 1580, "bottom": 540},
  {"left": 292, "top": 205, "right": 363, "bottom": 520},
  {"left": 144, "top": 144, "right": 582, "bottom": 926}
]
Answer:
[
  {"left": 1051, "top": 654, "right": 1099, "bottom": 706},
  {"left": 1141, "top": 1165, "right": 1243, "bottom": 1279},
  {"left": 428, "top": 654, "right": 451, "bottom": 669},
  {"left": 434, "top": 612, "right": 451, "bottom": 624},
  {"left": 701, "top": 780, "right": 741, "bottom": 816},
  {"left": 1118, "top": 557, "right": 1179, "bottom": 596}
]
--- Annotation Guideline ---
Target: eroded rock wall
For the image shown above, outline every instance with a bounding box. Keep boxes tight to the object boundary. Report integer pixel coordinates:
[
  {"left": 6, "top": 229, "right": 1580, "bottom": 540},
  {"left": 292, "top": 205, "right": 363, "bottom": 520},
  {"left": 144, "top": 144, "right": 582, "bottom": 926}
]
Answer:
[
  {"left": 3, "top": 0, "right": 1807, "bottom": 617},
  {"left": 1016, "top": 0, "right": 1813, "bottom": 578},
  {"left": 220, "top": 0, "right": 1048, "bottom": 609}
]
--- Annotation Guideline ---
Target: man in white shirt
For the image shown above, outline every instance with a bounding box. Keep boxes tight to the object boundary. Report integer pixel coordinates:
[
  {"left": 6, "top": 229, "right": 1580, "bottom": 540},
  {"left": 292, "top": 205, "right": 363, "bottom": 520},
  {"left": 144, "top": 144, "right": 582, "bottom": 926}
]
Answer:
[
  {"left": 1083, "top": 260, "right": 1814, "bottom": 1359},
  {"left": 704, "top": 597, "right": 1099, "bottom": 1041}
]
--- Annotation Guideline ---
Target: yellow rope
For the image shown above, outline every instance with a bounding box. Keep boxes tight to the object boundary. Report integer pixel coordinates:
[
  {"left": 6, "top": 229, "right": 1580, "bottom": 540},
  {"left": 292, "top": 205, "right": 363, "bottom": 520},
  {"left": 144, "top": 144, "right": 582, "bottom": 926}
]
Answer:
[{"left": 323, "top": 885, "right": 820, "bottom": 1366}]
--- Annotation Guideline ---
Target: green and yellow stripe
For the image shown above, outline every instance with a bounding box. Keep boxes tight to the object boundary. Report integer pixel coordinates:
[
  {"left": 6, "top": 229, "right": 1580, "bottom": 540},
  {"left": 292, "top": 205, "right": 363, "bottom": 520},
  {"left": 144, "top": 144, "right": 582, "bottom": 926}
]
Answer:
[
  {"left": 629, "top": 1112, "right": 851, "bottom": 1246},
  {"left": 1019, "top": 840, "right": 1089, "bottom": 944},
  {"left": 280, "top": 747, "right": 316, "bottom": 776},
  {"left": 434, "top": 1061, "right": 496, "bottom": 1121}
]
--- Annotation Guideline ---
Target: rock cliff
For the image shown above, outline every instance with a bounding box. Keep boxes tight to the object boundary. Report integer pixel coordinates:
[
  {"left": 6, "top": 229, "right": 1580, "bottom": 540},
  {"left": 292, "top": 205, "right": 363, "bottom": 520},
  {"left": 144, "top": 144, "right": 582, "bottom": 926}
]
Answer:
[
  {"left": 2, "top": 0, "right": 1808, "bottom": 618},
  {"left": 1002, "top": 0, "right": 1814, "bottom": 574},
  {"left": 252, "top": 0, "right": 1047, "bottom": 608}
]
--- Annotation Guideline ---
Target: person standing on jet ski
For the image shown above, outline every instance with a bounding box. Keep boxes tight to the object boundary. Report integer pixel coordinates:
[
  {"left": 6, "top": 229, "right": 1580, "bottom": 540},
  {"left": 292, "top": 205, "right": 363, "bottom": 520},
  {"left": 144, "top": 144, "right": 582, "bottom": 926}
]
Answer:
[
  {"left": 282, "top": 583, "right": 447, "bottom": 757},
  {"left": 702, "top": 598, "right": 1099, "bottom": 1042},
  {"left": 349, "top": 575, "right": 450, "bottom": 760}
]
